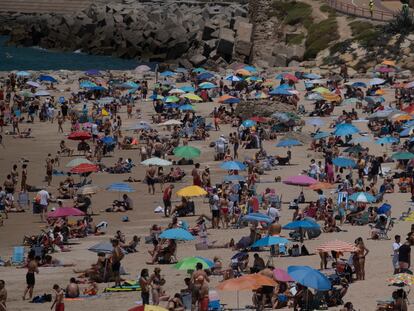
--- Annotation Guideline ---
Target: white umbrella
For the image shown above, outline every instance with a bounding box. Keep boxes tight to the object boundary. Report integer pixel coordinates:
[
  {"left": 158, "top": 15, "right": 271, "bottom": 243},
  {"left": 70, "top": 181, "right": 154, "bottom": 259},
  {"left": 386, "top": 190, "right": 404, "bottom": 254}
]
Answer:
[
  {"left": 159, "top": 119, "right": 183, "bottom": 126},
  {"left": 77, "top": 185, "right": 99, "bottom": 195},
  {"left": 141, "top": 157, "right": 172, "bottom": 166},
  {"left": 168, "top": 88, "right": 185, "bottom": 95},
  {"left": 34, "top": 90, "right": 50, "bottom": 96},
  {"left": 26, "top": 81, "right": 41, "bottom": 88},
  {"left": 135, "top": 65, "right": 151, "bottom": 73}
]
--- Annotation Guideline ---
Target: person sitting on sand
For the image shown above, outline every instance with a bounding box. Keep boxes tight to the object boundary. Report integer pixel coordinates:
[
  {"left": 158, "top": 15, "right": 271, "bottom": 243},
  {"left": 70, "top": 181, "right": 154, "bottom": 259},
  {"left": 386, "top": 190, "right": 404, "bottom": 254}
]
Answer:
[
  {"left": 147, "top": 239, "right": 162, "bottom": 264},
  {"left": 0, "top": 280, "right": 7, "bottom": 311},
  {"left": 83, "top": 282, "right": 98, "bottom": 296},
  {"left": 60, "top": 140, "right": 73, "bottom": 157},
  {"left": 168, "top": 293, "right": 184, "bottom": 311},
  {"left": 170, "top": 197, "right": 188, "bottom": 216},
  {"left": 65, "top": 278, "right": 80, "bottom": 298},
  {"left": 123, "top": 235, "right": 140, "bottom": 253}
]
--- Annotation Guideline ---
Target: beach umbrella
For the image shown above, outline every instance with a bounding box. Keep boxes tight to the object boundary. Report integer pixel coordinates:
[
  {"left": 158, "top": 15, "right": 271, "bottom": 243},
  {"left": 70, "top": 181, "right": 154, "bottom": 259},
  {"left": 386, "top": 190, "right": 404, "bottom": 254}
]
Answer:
[
  {"left": 283, "top": 219, "right": 321, "bottom": 230},
  {"left": 26, "top": 81, "right": 41, "bottom": 88},
  {"left": 159, "top": 228, "right": 195, "bottom": 241},
  {"left": 192, "top": 67, "right": 206, "bottom": 73},
  {"left": 149, "top": 94, "right": 164, "bottom": 101},
  {"left": 303, "top": 73, "right": 321, "bottom": 79},
  {"left": 173, "top": 257, "right": 212, "bottom": 270},
  {"left": 16, "top": 71, "right": 31, "bottom": 77},
  {"left": 288, "top": 266, "right": 331, "bottom": 291},
  {"left": 38, "top": 75, "right": 57, "bottom": 83},
  {"left": 382, "top": 60, "right": 396, "bottom": 67},
  {"left": 369, "top": 78, "right": 385, "bottom": 86},
  {"left": 135, "top": 64, "right": 151, "bottom": 73},
  {"left": 218, "top": 94, "right": 236, "bottom": 103},
  {"left": 306, "top": 118, "right": 325, "bottom": 127},
  {"left": 404, "top": 81, "right": 414, "bottom": 89},
  {"left": 223, "top": 97, "right": 241, "bottom": 104},
  {"left": 47, "top": 207, "right": 85, "bottom": 218},
  {"left": 197, "top": 72, "right": 214, "bottom": 80},
  {"left": 120, "top": 81, "right": 139, "bottom": 89},
  {"left": 276, "top": 139, "right": 302, "bottom": 148},
  {"left": 80, "top": 81, "right": 96, "bottom": 88},
  {"left": 376, "top": 136, "right": 399, "bottom": 145},
  {"left": 391, "top": 151, "right": 414, "bottom": 160},
  {"left": 393, "top": 114, "right": 413, "bottom": 122},
  {"left": 128, "top": 121, "right": 152, "bottom": 131},
  {"left": 244, "top": 65, "right": 257, "bottom": 73},
  {"left": 77, "top": 185, "right": 99, "bottom": 195},
  {"left": 276, "top": 73, "right": 298, "bottom": 82},
  {"left": 175, "top": 68, "right": 188, "bottom": 73},
  {"left": 65, "top": 158, "right": 93, "bottom": 168},
  {"left": 173, "top": 145, "right": 201, "bottom": 159},
  {"left": 269, "top": 87, "right": 293, "bottom": 96},
  {"left": 386, "top": 273, "right": 414, "bottom": 286},
  {"left": 352, "top": 82, "right": 367, "bottom": 88},
  {"left": 88, "top": 242, "right": 120, "bottom": 254},
  {"left": 350, "top": 137, "right": 371, "bottom": 144},
  {"left": 342, "top": 98, "right": 359, "bottom": 105},
  {"left": 305, "top": 93, "right": 324, "bottom": 101},
  {"left": 332, "top": 157, "right": 356, "bottom": 168},
  {"left": 199, "top": 82, "right": 217, "bottom": 89},
  {"left": 178, "top": 104, "right": 195, "bottom": 111},
  {"left": 129, "top": 305, "right": 168, "bottom": 311},
  {"left": 376, "top": 67, "right": 395, "bottom": 73},
  {"left": 365, "top": 96, "right": 385, "bottom": 105},
  {"left": 182, "top": 93, "right": 202, "bottom": 101},
  {"left": 106, "top": 183, "right": 135, "bottom": 193},
  {"left": 235, "top": 69, "right": 250, "bottom": 76},
  {"left": 165, "top": 96, "right": 179, "bottom": 103},
  {"left": 180, "top": 85, "right": 195, "bottom": 93},
  {"left": 308, "top": 182, "right": 335, "bottom": 190},
  {"left": 343, "top": 145, "right": 364, "bottom": 154},
  {"left": 85, "top": 69, "right": 101, "bottom": 76},
  {"left": 283, "top": 175, "right": 317, "bottom": 187},
  {"left": 315, "top": 240, "right": 358, "bottom": 253},
  {"left": 312, "top": 87, "right": 330, "bottom": 94},
  {"left": 70, "top": 163, "right": 99, "bottom": 174},
  {"left": 216, "top": 274, "right": 276, "bottom": 291},
  {"left": 160, "top": 71, "right": 175, "bottom": 77},
  {"left": 100, "top": 136, "right": 116, "bottom": 145},
  {"left": 141, "top": 157, "right": 172, "bottom": 166},
  {"left": 168, "top": 88, "right": 185, "bottom": 95},
  {"left": 176, "top": 185, "right": 207, "bottom": 197},
  {"left": 241, "top": 213, "right": 273, "bottom": 224},
  {"left": 242, "top": 120, "right": 256, "bottom": 128},
  {"left": 313, "top": 131, "right": 330, "bottom": 139},
  {"left": 332, "top": 123, "right": 360, "bottom": 136},
  {"left": 249, "top": 116, "right": 268, "bottom": 123},
  {"left": 251, "top": 236, "right": 289, "bottom": 248},
  {"left": 225, "top": 75, "right": 242, "bottom": 82},
  {"left": 348, "top": 192, "right": 376, "bottom": 203},
  {"left": 34, "top": 90, "right": 50, "bottom": 97},
  {"left": 377, "top": 203, "right": 392, "bottom": 214},
  {"left": 400, "top": 127, "right": 414, "bottom": 137},
  {"left": 68, "top": 131, "right": 92, "bottom": 141},
  {"left": 158, "top": 119, "right": 182, "bottom": 126},
  {"left": 246, "top": 76, "right": 263, "bottom": 82},
  {"left": 220, "top": 161, "right": 247, "bottom": 171},
  {"left": 273, "top": 268, "right": 294, "bottom": 282},
  {"left": 223, "top": 175, "right": 246, "bottom": 182},
  {"left": 322, "top": 93, "right": 341, "bottom": 102}
]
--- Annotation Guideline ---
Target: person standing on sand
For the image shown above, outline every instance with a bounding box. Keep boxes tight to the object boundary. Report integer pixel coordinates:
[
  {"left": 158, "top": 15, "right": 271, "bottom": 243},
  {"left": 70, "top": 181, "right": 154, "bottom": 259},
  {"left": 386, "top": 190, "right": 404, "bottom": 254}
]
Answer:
[
  {"left": 22, "top": 253, "right": 39, "bottom": 300},
  {"left": 57, "top": 112, "right": 64, "bottom": 133},
  {"left": 192, "top": 163, "right": 202, "bottom": 187},
  {"left": 146, "top": 165, "right": 156, "bottom": 195},
  {"left": 46, "top": 159, "right": 54, "bottom": 186},
  {"left": 111, "top": 239, "right": 124, "bottom": 287},
  {"left": 398, "top": 232, "right": 414, "bottom": 273},
  {"left": 0, "top": 280, "right": 7, "bottom": 311},
  {"left": 163, "top": 184, "right": 174, "bottom": 217},
  {"left": 139, "top": 268, "right": 150, "bottom": 305},
  {"left": 51, "top": 284, "right": 64, "bottom": 311},
  {"left": 37, "top": 189, "right": 49, "bottom": 223},
  {"left": 392, "top": 235, "right": 401, "bottom": 274},
  {"left": 21, "top": 164, "right": 27, "bottom": 192}
]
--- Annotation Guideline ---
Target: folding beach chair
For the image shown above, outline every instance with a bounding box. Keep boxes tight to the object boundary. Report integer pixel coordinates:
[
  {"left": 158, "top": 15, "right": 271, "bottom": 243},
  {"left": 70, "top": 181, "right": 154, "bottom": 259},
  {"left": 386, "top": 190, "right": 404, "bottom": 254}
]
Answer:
[{"left": 11, "top": 246, "right": 25, "bottom": 265}]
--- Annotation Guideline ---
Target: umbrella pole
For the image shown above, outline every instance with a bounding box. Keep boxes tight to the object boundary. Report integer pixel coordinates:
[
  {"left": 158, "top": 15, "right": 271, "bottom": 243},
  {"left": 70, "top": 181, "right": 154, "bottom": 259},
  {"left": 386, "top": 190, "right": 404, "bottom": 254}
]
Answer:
[{"left": 237, "top": 291, "right": 239, "bottom": 309}]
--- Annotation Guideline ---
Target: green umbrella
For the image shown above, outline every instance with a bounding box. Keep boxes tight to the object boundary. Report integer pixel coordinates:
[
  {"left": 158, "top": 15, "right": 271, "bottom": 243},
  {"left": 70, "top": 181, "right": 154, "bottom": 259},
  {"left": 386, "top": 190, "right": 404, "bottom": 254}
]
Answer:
[
  {"left": 391, "top": 152, "right": 414, "bottom": 160},
  {"left": 165, "top": 96, "right": 179, "bottom": 103},
  {"left": 20, "top": 91, "right": 33, "bottom": 98},
  {"left": 173, "top": 257, "right": 211, "bottom": 270},
  {"left": 173, "top": 146, "right": 201, "bottom": 159}
]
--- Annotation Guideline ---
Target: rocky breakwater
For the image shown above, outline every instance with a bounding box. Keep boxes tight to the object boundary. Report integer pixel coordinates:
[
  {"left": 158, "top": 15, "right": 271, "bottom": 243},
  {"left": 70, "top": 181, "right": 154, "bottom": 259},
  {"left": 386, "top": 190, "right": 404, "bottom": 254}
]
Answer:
[{"left": 0, "top": 1, "right": 254, "bottom": 68}]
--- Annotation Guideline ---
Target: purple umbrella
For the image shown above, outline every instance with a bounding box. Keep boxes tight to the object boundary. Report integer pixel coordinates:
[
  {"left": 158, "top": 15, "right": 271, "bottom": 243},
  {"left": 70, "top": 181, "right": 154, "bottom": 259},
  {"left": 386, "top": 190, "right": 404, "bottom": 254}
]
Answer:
[
  {"left": 283, "top": 175, "right": 317, "bottom": 186},
  {"left": 376, "top": 67, "right": 395, "bottom": 73},
  {"left": 273, "top": 268, "right": 294, "bottom": 282},
  {"left": 85, "top": 69, "right": 101, "bottom": 76}
]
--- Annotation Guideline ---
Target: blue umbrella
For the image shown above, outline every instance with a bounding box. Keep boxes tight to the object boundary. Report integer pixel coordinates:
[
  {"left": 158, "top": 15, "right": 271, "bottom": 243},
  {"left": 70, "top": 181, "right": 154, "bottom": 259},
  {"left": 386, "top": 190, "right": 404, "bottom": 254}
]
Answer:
[
  {"left": 352, "top": 82, "right": 367, "bottom": 88},
  {"left": 199, "top": 82, "right": 217, "bottom": 89},
  {"left": 306, "top": 118, "right": 325, "bottom": 127},
  {"left": 195, "top": 256, "right": 214, "bottom": 267},
  {"left": 241, "top": 213, "right": 273, "bottom": 224},
  {"left": 80, "top": 81, "right": 96, "bottom": 88},
  {"left": 244, "top": 65, "right": 257, "bottom": 72},
  {"left": 288, "top": 266, "right": 331, "bottom": 291},
  {"left": 313, "top": 131, "right": 330, "bottom": 139},
  {"left": 90, "top": 86, "right": 106, "bottom": 91},
  {"left": 159, "top": 228, "right": 195, "bottom": 241},
  {"left": 197, "top": 72, "right": 214, "bottom": 80},
  {"left": 276, "top": 139, "right": 302, "bottom": 147},
  {"left": 350, "top": 136, "right": 371, "bottom": 144},
  {"left": 332, "top": 157, "right": 356, "bottom": 168},
  {"left": 303, "top": 73, "right": 321, "bottom": 79},
  {"left": 160, "top": 71, "right": 176, "bottom": 77},
  {"left": 88, "top": 242, "right": 125, "bottom": 254},
  {"left": 247, "top": 76, "right": 262, "bottom": 81},
  {"left": 121, "top": 81, "right": 139, "bottom": 89},
  {"left": 220, "top": 161, "right": 247, "bottom": 171},
  {"left": 175, "top": 68, "right": 188, "bottom": 73},
  {"left": 225, "top": 75, "right": 242, "bottom": 82},
  {"left": 269, "top": 88, "right": 293, "bottom": 96},
  {"left": 16, "top": 71, "right": 31, "bottom": 77},
  {"left": 85, "top": 69, "right": 101, "bottom": 76},
  {"left": 223, "top": 175, "right": 246, "bottom": 182},
  {"left": 106, "top": 183, "right": 135, "bottom": 193},
  {"left": 349, "top": 192, "right": 376, "bottom": 203},
  {"left": 242, "top": 120, "right": 256, "bottom": 128},
  {"left": 376, "top": 136, "right": 398, "bottom": 145},
  {"left": 333, "top": 123, "right": 360, "bottom": 136},
  {"left": 223, "top": 97, "right": 241, "bottom": 104},
  {"left": 283, "top": 219, "right": 321, "bottom": 230},
  {"left": 400, "top": 126, "right": 414, "bottom": 137},
  {"left": 251, "top": 236, "right": 289, "bottom": 248},
  {"left": 364, "top": 96, "right": 385, "bottom": 104},
  {"left": 101, "top": 136, "right": 115, "bottom": 145},
  {"left": 378, "top": 203, "right": 392, "bottom": 214},
  {"left": 165, "top": 103, "right": 179, "bottom": 109},
  {"left": 192, "top": 68, "right": 206, "bottom": 73},
  {"left": 178, "top": 104, "right": 195, "bottom": 111},
  {"left": 180, "top": 86, "right": 195, "bottom": 93},
  {"left": 38, "top": 75, "right": 57, "bottom": 83}
]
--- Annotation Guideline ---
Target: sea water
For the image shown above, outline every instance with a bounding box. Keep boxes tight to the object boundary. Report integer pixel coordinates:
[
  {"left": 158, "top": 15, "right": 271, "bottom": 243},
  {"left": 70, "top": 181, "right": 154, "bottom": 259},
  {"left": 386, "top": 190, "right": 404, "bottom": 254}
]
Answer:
[{"left": 0, "top": 36, "right": 140, "bottom": 71}]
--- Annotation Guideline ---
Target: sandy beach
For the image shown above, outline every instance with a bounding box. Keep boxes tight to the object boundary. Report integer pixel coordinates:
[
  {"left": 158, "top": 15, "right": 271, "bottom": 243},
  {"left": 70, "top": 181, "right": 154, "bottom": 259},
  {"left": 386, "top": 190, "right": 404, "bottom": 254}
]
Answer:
[{"left": 0, "top": 68, "right": 413, "bottom": 311}]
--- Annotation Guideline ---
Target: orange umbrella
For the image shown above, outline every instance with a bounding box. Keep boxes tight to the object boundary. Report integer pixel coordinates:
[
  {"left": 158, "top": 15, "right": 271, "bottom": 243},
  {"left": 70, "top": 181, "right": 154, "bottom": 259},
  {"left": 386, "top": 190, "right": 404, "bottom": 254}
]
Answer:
[
  {"left": 382, "top": 60, "right": 396, "bottom": 67},
  {"left": 218, "top": 94, "right": 235, "bottom": 103},
  {"left": 308, "top": 182, "right": 335, "bottom": 190},
  {"left": 235, "top": 69, "right": 251, "bottom": 76},
  {"left": 216, "top": 274, "right": 276, "bottom": 291},
  {"left": 322, "top": 93, "right": 341, "bottom": 102},
  {"left": 394, "top": 115, "right": 412, "bottom": 122},
  {"left": 315, "top": 240, "right": 358, "bottom": 253},
  {"left": 375, "top": 89, "right": 385, "bottom": 95}
]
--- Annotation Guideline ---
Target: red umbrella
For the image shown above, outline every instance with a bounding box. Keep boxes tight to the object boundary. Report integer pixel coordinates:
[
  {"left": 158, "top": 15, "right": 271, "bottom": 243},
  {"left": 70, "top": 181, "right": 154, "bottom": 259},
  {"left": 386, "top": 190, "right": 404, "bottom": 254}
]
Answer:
[
  {"left": 47, "top": 207, "right": 85, "bottom": 218},
  {"left": 70, "top": 163, "right": 99, "bottom": 174},
  {"left": 250, "top": 116, "right": 268, "bottom": 123},
  {"left": 68, "top": 131, "right": 92, "bottom": 141},
  {"left": 283, "top": 73, "right": 298, "bottom": 83},
  {"left": 403, "top": 105, "right": 414, "bottom": 114}
]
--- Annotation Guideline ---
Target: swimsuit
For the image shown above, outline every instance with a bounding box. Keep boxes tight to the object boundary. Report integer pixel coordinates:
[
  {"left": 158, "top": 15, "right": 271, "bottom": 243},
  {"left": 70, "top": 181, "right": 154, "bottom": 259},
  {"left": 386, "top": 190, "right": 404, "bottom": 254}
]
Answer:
[{"left": 26, "top": 272, "right": 35, "bottom": 286}]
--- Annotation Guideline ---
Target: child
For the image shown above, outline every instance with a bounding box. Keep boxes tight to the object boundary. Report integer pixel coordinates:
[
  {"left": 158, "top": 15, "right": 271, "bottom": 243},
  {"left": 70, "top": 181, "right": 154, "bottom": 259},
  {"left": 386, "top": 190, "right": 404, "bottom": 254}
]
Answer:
[{"left": 51, "top": 284, "right": 64, "bottom": 311}]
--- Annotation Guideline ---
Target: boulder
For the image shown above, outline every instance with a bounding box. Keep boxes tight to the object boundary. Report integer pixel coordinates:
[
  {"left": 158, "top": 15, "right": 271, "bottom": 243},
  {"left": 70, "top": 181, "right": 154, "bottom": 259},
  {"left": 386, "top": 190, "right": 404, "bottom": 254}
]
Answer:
[
  {"left": 202, "top": 23, "right": 217, "bottom": 41},
  {"left": 190, "top": 54, "right": 207, "bottom": 66},
  {"left": 217, "top": 28, "right": 235, "bottom": 58},
  {"left": 234, "top": 21, "right": 252, "bottom": 57}
]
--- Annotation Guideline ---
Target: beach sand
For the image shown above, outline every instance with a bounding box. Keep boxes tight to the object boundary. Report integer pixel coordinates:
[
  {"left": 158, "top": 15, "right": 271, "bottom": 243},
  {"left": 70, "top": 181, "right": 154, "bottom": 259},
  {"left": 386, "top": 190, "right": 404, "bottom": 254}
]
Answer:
[{"left": 0, "top": 72, "right": 412, "bottom": 311}]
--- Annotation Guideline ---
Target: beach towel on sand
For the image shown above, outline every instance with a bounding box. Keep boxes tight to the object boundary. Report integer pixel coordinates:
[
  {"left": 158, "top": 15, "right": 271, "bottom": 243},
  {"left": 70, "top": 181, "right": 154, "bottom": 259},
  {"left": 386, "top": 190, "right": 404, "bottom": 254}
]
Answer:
[{"left": 103, "top": 280, "right": 141, "bottom": 292}]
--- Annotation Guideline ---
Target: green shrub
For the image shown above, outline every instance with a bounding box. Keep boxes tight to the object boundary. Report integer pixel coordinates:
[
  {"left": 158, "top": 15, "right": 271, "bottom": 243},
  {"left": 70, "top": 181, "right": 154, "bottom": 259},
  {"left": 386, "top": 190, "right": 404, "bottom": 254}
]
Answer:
[
  {"left": 320, "top": 4, "right": 336, "bottom": 17},
  {"left": 330, "top": 39, "right": 352, "bottom": 55},
  {"left": 304, "top": 17, "right": 339, "bottom": 59},
  {"left": 287, "top": 33, "right": 305, "bottom": 45},
  {"left": 385, "top": 8, "right": 414, "bottom": 35},
  {"left": 349, "top": 21, "right": 373, "bottom": 36},
  {"left": 271, "top": 1, "right": 313, "bottom": 26}
]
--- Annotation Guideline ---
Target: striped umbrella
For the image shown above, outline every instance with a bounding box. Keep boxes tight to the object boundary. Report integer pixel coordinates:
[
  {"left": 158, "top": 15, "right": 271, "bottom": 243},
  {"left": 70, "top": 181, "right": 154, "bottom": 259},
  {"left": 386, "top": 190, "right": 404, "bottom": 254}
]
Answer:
[
  {"left": 315, "top": 240, "right": 358, "bottom": 253},
  {"left": 386, "top": 273, "right": 414, "bottom": 286},
  {"left": 70, "top": 163, "right": 99, "bottom": 174}
]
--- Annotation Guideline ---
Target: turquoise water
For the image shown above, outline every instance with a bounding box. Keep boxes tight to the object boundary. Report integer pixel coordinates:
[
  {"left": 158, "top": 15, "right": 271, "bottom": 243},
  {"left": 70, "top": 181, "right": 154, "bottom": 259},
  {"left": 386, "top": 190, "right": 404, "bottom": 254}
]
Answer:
[{"left": 0, "top": 36, "right": 140, "bottom": 71}]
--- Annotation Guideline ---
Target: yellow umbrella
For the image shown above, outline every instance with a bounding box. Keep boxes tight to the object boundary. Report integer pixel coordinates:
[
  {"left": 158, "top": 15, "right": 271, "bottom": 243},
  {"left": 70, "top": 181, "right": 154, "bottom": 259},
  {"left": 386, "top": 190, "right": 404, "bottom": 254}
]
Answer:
[
  {"left": 176, "top": 185, "right": 207, "bottom": 197},
  {"left": 101, "top": 108, "right": 109, "bottom": 116},
  {"left": 313, "top": 87, "right": 330, "bottom": 94},
  {"left": 235, "top": 69, "right": 250, "bottom": 76},
  {"left": 375, "top": 89, "right": 385, "bottom": 95},
  {"left": 394, "top": 114, "right": 412, "bottom": 122},
  {"left": 182, "top": 93, "right": 202, "bottom": 101},
  {"left": 322, "top": 93, "right": 341, "bottom": 102}
]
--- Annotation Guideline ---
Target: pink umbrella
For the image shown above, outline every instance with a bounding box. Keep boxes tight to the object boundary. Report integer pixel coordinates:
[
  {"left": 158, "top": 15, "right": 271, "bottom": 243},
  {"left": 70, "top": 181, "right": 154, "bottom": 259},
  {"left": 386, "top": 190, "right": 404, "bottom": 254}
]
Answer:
[
  {"left": 376, "top": 67, "right": 395, "bottom": 73},
  {"left": 273, "top": 268, "right": 294, "bottom": 282},
  {"left": 283, "top": 175, "right": 317, "bottom": 186},
  {"left": 47, "top": 207, "right": 85, "bottom": 218}
]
